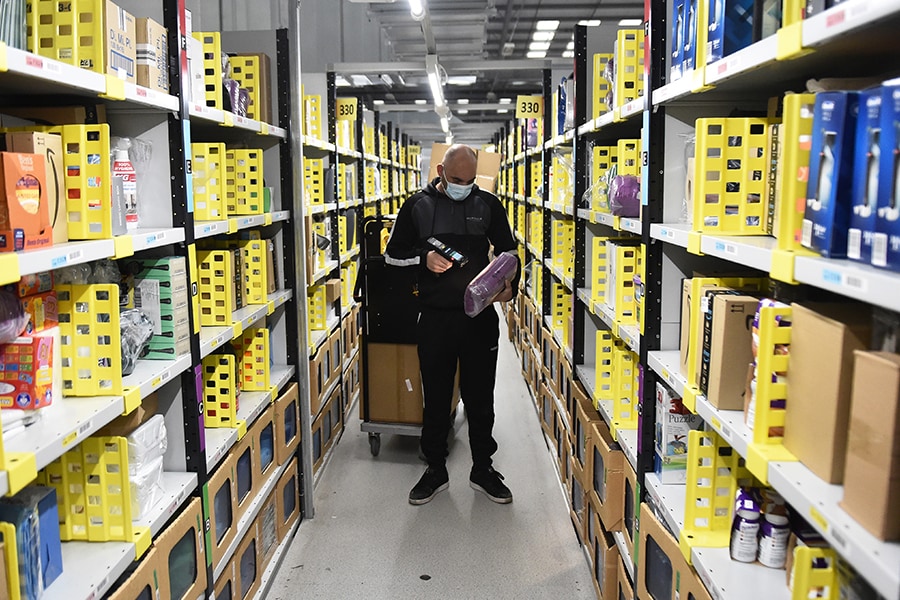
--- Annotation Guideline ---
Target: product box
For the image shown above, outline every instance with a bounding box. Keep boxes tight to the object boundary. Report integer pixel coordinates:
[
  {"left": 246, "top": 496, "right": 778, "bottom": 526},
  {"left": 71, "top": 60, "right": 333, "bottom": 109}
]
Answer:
[
  {"left": 0, "top": 486, "right": 63, "bottom": 595},
  {"left": 586, "top": 419, "right": 625, "bottom": 530},
  {"left": 324, "top": 278, "right": 341, "bottom": 303},
  {"left": 0, "top": 152, "right": 53, "bottom": 252},
  {"left": 207, "top": 449, "right": 237, "bottom": 571},
  {"left": 683, "top": 0, "right": 698, "bottom": 72},
  {"left": 363, "top": 342, "right": 422, "bottom": 424},
  {"left": 841, "top": 351, "right": 900, "bottom": 540},
  {"left": 275, "top": 458, "right": 300, "bottom": 540},
  {"left": 694, "top": 288, "right": 745, "bottom": 389},
  {"left": 3, "top": 133, "right": 67, "bottom": 245},
  {"left": 21, "top": 291, "right": 58, "bottom": 334},
  {"left": 108, "top": 546, "right": 162, "bottom": 600},
  {"left": 801, "top": 91, "right": 860, "bottom": 258},
  {"left": 156, "top": 497, "right": 207, "bottom": 600},
  {"left": 136, "top": 17, "right": 168, "bottom": 93},
  {"left": 873, "top": 78, "right": 900, "bottom": 271},
  {"left": 14, "top": 272, "right": 53, "bottom": 298},
  {"left": 251, "top": 405, "right": 277, "bottom": 483},
  {"left": 847, "top": 88, "right": 882, "bottom": 263},
  {"left": 233, "top": 53, "right": 273, "bottom": 124},
  {"left": 274, "top": 383, "right": 300, "bottom": 466},
  {"left": 214, "top": 559, "right": 237, "bottom": 600},
  {"left": 105, "top": 0, "right": 136, "bottom": 82},
  {"left": 257, "top": 489, "right": 278, "bottom": 568},
  {"left": 784, "top": 302, "right": 871, "bottom": 484},
  {"left": 426, "top": 143, "right": 502, "bottom": 185},
  {"left": 638, "top": 503, "right": 713, "bottom": 600},
  {"left": 0, "top": 334, "right": 53, "bottom": 409},
  {"left": 568, "top": 455, "right": 588, "bottom": 545},
  {"left": 702, "top": 294, "right": 758, "bottom": 410},
  {"left": 671, "top": 0, "right": 685, "bottom": 80},
  {"left": 235, "top": 520, "right": 261, "bottom": 600},
  {"left": 622, "top": 460, "right": 638, "bottom": 557},
  {"left": 97, "top": 392, "right": 158, "bottom": 437},
  {"left": 234, "top": 433, "right": 257, "bottom": 524},
  {"left": 589, "top": 507, "right": 619, "bottom": 600},
  {"left": 707, "top": 0, "right": 754, "bottom": 64},
  {"left": 654, "top": 382, "right": 703, "bottom": 484}
]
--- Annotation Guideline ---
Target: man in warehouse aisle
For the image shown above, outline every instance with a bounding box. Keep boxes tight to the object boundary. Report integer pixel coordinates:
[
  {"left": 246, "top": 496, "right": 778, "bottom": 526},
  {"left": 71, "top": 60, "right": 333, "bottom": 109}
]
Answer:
[{"left": 385, "top": 143, "right": 520, "bottom": 505}]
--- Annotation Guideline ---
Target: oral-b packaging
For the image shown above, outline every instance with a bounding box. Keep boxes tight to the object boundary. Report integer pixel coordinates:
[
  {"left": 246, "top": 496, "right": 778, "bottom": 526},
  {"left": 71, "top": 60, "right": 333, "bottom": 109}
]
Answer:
[
  {"left": 848, "top": 88, "right": 882, "bottom": 263},
  {"left": 707, "top": 0, "right": 753, "bottom": 64},
  {"left": 802, "top": 91, "right": 860, "bottom": 258},
  {"left": 873, "top": 78, "right": 900, "bottom": 271},
  {"left": 671, "top": 0, "right": 685, "bottom": 81},
  {"left": 683, "top": 0, "right": 698, "bottom": 72}
]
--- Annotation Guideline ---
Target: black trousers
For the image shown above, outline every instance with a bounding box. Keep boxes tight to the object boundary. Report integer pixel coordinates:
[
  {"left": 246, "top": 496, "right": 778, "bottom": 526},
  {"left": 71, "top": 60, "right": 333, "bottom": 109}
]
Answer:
[{"left": 417, "top": 306, "right": 500, "bottom": 471}]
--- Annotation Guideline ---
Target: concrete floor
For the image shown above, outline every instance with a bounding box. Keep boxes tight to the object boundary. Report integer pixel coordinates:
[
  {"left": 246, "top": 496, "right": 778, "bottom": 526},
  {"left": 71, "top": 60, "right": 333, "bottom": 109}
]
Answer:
[{"left": 269, "top": 328, "right": 594, "bottom": 599}]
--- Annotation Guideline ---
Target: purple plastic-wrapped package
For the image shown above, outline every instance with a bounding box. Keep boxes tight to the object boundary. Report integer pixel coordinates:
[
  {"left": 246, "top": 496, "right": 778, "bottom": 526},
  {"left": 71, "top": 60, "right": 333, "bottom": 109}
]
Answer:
[
  {"left": 610, "top": 174, "right": 641, "bottom": 217},
  {"left": 464, "top": 253, "right": 518, "bottom": 317}
]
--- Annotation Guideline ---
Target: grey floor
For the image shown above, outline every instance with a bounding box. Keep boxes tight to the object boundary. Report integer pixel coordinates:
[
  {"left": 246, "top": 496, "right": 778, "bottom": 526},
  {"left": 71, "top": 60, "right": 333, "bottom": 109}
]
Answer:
[{"left": 270, "top": 328, "right": 594, "bottom": 599}]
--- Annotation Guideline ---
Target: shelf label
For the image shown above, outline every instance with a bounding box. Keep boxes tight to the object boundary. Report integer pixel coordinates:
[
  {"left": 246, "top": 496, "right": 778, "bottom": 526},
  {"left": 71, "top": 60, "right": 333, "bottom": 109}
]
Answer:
[
  {"left": 809, "top": 506, "right": 830, "bottom": 532},
  {"left": 822, "top": 268, "right": 842, "bottom": 285},
  {"left": 136, "top": 87, "right": 148, "bottom": 98},
  {"left": 25, "top": 54, "right": 43, "bottom": 70},
  {"left": 63, "top": 420, "right": 93, "bottom": 448},
  {"left": 156, "top": 230, "right": 166, "bottom": 241},
  {"left": 144, "top": 233, "right": 158, "bottom": 245},
  {"left": 825, "top": 8, "right": 846, "bottom": 28},
  {"left": 336, "top": 98, "right": 358, "bottom": 121},
  {"left": 714, "top": 240, "right": 738, "bottom": 256},
  {"left": 659, "top": 227, "right": 676, "bottom": 240},
  {"left": 516, "top": 95, "right": 544, "bottom": 119}
]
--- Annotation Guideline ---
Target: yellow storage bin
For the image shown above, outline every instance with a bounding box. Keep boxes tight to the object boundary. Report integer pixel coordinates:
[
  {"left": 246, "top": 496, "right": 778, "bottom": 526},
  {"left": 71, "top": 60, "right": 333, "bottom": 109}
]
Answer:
[
  {"left": 308, "top": 285, "right": 327, "bottom": 332},
  {"left": 305, "top": 158, "right": 325, "bottom": 205},
  {"left": 776, "top": 93, "right": 816, "bottom": 251},
  {"left": 615, "top": 29, "right": 645, "bottom": 108},
  {"left": 611, "top": 345, "right": 638, "bottom": 430},
  {"left": 229, "top": 55, "right": 261, "bottom": 120},
  {"left": 55, "top": 124, "right": 113, "bottom": 240},
  {"left": 198, "top": 250, "right": 235, "bottom": 326},
  {"left": 57, "top": 284, "right": 122, "bottom": 396},
  {"left": 304, "top": 94, "right": 323, "bottom": 140},
  {"left": 225, "top": 149, "right": 264, "bottom": 215},
  {"left": 617, "top": 138, "right": 641, "bottom": 178},
  {"left": 592, "top": 53, "right": 614, "bottom": 119},
  {"left": 591, "top": 146, "right": 618, "bottom": 212},
  {"left": 194, "top": 31, "right": 223, "bottom": 110},
  {"left": 590, "top": 236, "right": 610, "bottom": 306},
  {"left": 29, "top": 0, "right": 117, "bottom": 77},
  {"left": 202, "top": 354, "right": 239, "bottom": 428},
  {"left": 594, "top": 330, "right": 615, "bottom": 405},
  {"left": 192, "top": 143, "right": 226, "bottom": 221},
  {"left": 604, "top": 242, "right": 640, "bottom": 325},
  {"left": 693, "top": 117, "right": 771, "bottom": 235},
  {"left": 552, "top": 217, "right": 574, "bottom": 276}
]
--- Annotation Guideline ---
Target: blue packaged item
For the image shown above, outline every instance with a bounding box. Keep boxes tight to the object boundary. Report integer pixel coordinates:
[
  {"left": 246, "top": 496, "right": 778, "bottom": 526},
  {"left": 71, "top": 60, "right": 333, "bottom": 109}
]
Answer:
[
  {"left": 683, "top": 0, "right": 698, "bottom": 71},
  {"left": 707, "top": 0, "right": 753, "bottom": 64},
  {"left": 873, "top": 79, "right": 900, "bottom": 271},
  {"left": 802, "top": 91, "right": 860, "bottom": 258},
  {"left": 707, "top": 0, "right": 725, "bottom": 63},
  {"left": 0, "top": 486, "right": 64, "bottom": 599},
  {"left": 671, "top": 0, "right": 685, "bottom": 81},
  {"left": 848, "top": 88, "right": 882, "bottom": 263},
  {"left": 557, "top": 77, "right": 567, "bottom": 135}
]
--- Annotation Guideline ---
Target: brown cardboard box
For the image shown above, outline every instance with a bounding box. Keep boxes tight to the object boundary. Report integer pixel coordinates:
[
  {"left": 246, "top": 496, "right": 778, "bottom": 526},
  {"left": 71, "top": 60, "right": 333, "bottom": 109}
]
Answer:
[
  {"left": 0, "top": 152, "right": 53, "bottom": 252},
  {"left": 156, "top": 497, "right": 207, "bottom": 600},
  {"left": 587, "top": 419, "right": 625, "bottom": 531},
  {"left": 841, "top": 351, "right": 900, "bottom": 540},
  {"left": 623, "top": 460, "right": 638, "bottom": 558},
  {"left": 617, "top": 556, "right": 633, "bottom": 600},
  {"left": 207, "top": 450, "right": 237, "bottom": 569},
  {"left": 784, "top": 302, "right": 871, "bottom": 484},
  {"left": 105, "top": 0, "right": 136, "bottom": 83},
  {"left": 234, "top": 520, "right": 261, "bottom": 600},
  {"left": 108, "top": 546, "right": 162, "bottom": 600},
  {"left": 569, "top": 455, "right": 588, "bottom": 545},
  {"left": 589, "top": 508, "right": 619, "bottom": 600},
  {"left": 97, "top": 392, "right": 159, "bottom": 436},
  {"left": 312, "top": 403, "right": 328, "bottom": 472},
  {"left": 233, "top": 433, "right": 257, "bottom": 523},
  {"left": 426, "top": 142, "right": 502, "bottom": 185},
  {"left": 136, "top": 17, "right": 168, "bottom": 93},
  {"left": 252, "top": 405, "right": 277, "bottom": 483},
  {"left": 324, "top": 278, "right": 341, "bottom": 303},
  {"left": 274, "top": 383, "right": 300, "bottom": 466},
  {"left": 364, "top": 343, "right": 424, "bottom": 424},
  {"left": 705, "top": 295, "right": 758, "bottom": 410},
  {"left": 572, "top": 389, "right": 602, "bottom": 472},
  {"left": 638, "top": 503, "right": 712, "bottom": 600},
  {"left": 3, "top": 133, "right": 67, "bottom": 245},
  {"left": 475, "top": 174, "right": 497, "bottom": 193},
  {"left": 214, "top": 559, "right": 237, "bottom": 600},
  {"left": 256, "top": 490, "right": 279, "bottom": 568},
  {"left": 0, "top": 105, "right": 107, "bottom": 125},
  {"left": 275, "top": 459, "right": 300, "bottom": 540}
]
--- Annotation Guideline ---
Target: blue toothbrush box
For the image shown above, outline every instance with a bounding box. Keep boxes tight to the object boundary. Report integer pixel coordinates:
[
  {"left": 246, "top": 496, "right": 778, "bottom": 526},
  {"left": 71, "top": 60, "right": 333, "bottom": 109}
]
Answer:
[
  {"left": 848, "top": 88, "right": 882, "bottom": 264},
  {"left": 873, "top": 79, "right": 900, "bottom": 271}
]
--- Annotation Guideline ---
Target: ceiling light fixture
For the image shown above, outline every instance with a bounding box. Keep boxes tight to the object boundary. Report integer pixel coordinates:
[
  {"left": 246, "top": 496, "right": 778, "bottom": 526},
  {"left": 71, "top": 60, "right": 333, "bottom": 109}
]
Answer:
[
  {"left": 415, "top": 99, "right": 427, "bottom": 105},
  {"left": 350, "top": 75, "right": 373, "bottom": 86},
  {"left": 447, "top": 75, "right": 477, "bottom": 86},
  {"left": 562, "top": 50, "right": 574, "bottom": 58},
  {"left": 373, "top": 99, "right": 385, "bottom": 105},
  {"left": 498, "top": 109, "right": 509, "bottom": 114},
  {"left": 335, "top": 75, "right": 351, "bottom": 87},
  {"left": 577, "top": 20, "right": 602, "bottom": 26},
  {"left": 458, "top": 98, "right": 469, "bottom": 104},
  {"left": 409, "top": 0, "right": 426, "bottom": 21},
  {"left": 380, "top": 74, "right": 393, "bottom": 85},
  {"left": 619, "top": 18, "right": 643, "bottom": 26},
  {"left": 440, "top": 116, "right": 449, "bottom": 133},
  {"left": 526, "top": 51, "right": 547, "bottom": 59},
  {"left": 531, "top": 31, "right": 555, "bottom": 42},
  {"left": 566, "top": 40, "right": 574, "bottom": 50},
  {"left": 499, "top": 98, "right": 512, "bottom": 104},
  {"left": 458, "top": 109, "right": 469, "bottom": 114},
  {"left": 425, "top": 54, "right": 445, "bottom": 108},
  {"left": 528, "top": 41, "right": 551, "bottom": 51},
  {"left": 534, "top": 20, "right": 559, "bottom": 31}
]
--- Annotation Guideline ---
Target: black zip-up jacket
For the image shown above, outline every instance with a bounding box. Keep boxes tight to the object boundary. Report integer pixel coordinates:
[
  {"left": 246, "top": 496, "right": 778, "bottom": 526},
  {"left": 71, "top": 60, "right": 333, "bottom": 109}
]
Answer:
[{"left": 384, "top": 178, "right": 520, "bottom": 311}]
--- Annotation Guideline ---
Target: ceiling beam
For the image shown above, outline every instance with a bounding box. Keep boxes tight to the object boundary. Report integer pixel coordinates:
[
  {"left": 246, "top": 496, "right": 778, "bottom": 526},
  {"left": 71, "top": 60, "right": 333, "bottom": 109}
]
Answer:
[{"left": 331, "top": 58, "right": 558, "bottom": 73}]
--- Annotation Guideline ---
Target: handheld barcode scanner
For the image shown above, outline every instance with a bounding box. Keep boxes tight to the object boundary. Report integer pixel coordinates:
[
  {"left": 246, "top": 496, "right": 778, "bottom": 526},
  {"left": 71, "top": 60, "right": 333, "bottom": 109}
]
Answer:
[
  {"left": 810, "top": 130, "right": 836, "bottom": 211},
  {"left": 878, "top": 121, "right": 900, "bottom": 222},
  {"left": 427, "top": 237, "right": 468, "bottom": 267},
  {"left": 856, "top": 128, "right": 879, "bottom": 218}
]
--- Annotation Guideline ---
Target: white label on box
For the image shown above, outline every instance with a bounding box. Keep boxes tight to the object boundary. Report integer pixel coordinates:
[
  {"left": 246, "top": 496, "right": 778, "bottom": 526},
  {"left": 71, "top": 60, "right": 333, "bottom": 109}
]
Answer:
[
  {"left": 405, "top": 379, "right": 413, "bottom": 392},
  {"left": 136, "top": 279, "right": 162, "bottom": 335}
]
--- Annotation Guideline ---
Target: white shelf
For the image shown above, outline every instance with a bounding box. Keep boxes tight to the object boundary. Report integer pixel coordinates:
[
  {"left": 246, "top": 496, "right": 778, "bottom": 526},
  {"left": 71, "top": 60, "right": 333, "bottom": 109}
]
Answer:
[
  {"left": 214, "top": 459, "right": 291, "bottom": 581},
  {"left": 704, "top": 35, "right": 778, "bottom": 87},
  {"left": 200, "top": 326, "right": 235, "bottom": 359},
  {"left": 803, "top": 0, "right": 900, "bottom": 48},
  {"left": 128, "top": 228, "right": 186, "bottom": 254},
  {"left": 576, "top": 112, "right": 616, "bottom": 136},
  {"left": 576, "top": 287, "right": 593, "bottom": 311},
  {"left": 652, "top": 74, "right": 695, "bottom": 106},
  {"left": 648, "top": 350, "right": 687, "bottom": 398},
  {"left": 613, "top": 530, "right": 635, "bottom": 582},
  {"left": 310, "top": 259, "right": 340, "bottom": 285},
  {"left": 232, "top": 303, "right": 270, "bottom": 335},
  {"left": 794, "top": 255, "right": 900, "bottom": 313},
  {"left": 252, "top": 518, "right": 301, "bottom": 600},
  {"left": 575, "top": 365, "right": 597, "bottom": 401},
  {"left": 620, "top": 218, "right": 642, "bottom": 235},
  {"left": 121, "top": 82, "right": 180, "bottom": 112},
  {"left": 303, "top": 135, "right": 335, "bottom": 152},
  {"left": 527, "top": 196, "right": 543, "bottom": 207},
  {"left": 6, "top": 395, "right": 125, "bottom": 472},
  {"left": 340, "top": 246, "right": 361, "bottom": 264},
  {"left": 768, "top": 461, "right": 900, "bottom": 600},
  {"left": 618, "top": 324, "right": 641, "bottom": 354},
  {"left": 139, "top": 472, "right": 198, "bottom": 536},
  {"left": 596, "top": 399, "right": 614, "bottom": 427},
  {"left": 692, "top": 547, "right": 790, "bottom": 600},
  {"left": 269, "top": 289, "right": 294, "bottom": 312},
  {"left": 645, "top": 472, "right": 687, "bottom": 536},
  {"left": 693, "top": 395, "right": 753, "bottom": 466},
  {"left": 17, "top": 239, "right": 116, "bottom": 279},
  {"left": 194, "top": 219, "right": 232, "bottom": 239},
  {"left": 650, "top": 223, "right": 691, "bottom": 249},
  {"left": 42, "top": 540, "right": 133, "bottom": 600},
  {"left": 271, "top": 366, "right": 295, "bottom": 394},
  {"left": 122, "top": 354, "right": 193, "bottom": 401},
  {"left": 618, "top": 428, "right": 638, "bottom": 472},
  {"left": 2, "top": 46, "right": 106, "bottom": 95},
  {"left": 618, "top": 96, "right": 646, "bottom": 119},
  {"left": 238, "top": 391, "right": 272, "bottom": 431},
  {"left": 700, "top": 235, "right": 776, "bottom": 273},
  {"left": 205, "top": 427, "right": 238, "bottom": 473},
  {"left": 189, "top": 102, "right": 225, "bottom": 125}
]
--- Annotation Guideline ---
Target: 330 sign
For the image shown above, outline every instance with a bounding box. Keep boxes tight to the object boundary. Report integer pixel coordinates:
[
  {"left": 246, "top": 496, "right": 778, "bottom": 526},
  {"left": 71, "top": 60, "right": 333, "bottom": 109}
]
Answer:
[{"left": 516, "top": 95, "right": 543, "bottom": 119}]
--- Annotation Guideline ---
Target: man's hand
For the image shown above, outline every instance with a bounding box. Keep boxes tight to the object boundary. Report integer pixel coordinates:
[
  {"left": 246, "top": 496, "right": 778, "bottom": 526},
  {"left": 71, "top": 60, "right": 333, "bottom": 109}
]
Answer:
[
  {"left": 426, "top": 250, "right": 452, "bottom": 273},
  {"left": 493, "top": 280, "right": 513, "bottom": 303}
]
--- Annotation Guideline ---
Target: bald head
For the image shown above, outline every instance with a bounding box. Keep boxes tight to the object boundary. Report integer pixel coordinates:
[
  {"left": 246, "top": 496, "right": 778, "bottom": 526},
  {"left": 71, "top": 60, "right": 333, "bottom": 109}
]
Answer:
[{"left": 437, "top": 144, "right": 477, "bottom": 190}]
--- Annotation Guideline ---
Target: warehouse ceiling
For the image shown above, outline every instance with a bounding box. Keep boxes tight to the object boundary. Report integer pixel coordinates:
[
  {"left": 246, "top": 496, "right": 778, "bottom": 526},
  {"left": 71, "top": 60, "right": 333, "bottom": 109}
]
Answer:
[{"left": 338, "top": 0, "right": 644, "bottom": 145}]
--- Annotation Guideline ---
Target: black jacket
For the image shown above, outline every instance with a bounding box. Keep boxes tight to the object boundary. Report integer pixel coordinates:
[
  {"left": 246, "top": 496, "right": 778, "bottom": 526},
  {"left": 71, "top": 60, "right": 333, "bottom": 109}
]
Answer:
[{"left": 384, "top": 178, "right": 520, "bottom": 310}]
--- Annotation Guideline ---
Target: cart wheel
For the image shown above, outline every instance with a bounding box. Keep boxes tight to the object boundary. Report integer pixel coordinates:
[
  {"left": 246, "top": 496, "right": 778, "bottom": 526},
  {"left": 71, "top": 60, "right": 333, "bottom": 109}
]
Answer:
[{"left": 369, "top": 433, "right": 381, "bottom": 456}]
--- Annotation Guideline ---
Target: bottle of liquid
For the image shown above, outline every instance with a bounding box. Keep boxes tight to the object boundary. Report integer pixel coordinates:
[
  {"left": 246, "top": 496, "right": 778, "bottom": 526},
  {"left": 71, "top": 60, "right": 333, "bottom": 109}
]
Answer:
[
  {"left": 758, "top": 513, "right": 790, "bottom": 568},
  {"left": 730, "top": 490, "right": 761, "bottom": 563},
  {"left": 113, "top": 138, "right": 138, "bottom": 230}
]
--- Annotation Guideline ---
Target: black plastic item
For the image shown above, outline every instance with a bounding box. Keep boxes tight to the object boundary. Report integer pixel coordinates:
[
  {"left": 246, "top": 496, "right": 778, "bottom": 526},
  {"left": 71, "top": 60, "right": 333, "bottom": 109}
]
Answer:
[
  {"left": 593, "top": 446, "right": 607, "bottom": 502},
  {"left": 624, "top": 476, "right": 635, "bottom": 541},
  {"left": 644, "top": 534, "right": 673, "bottom": 600},
  {"left": 237, "top": 448, "right": 253, "bottom": 503},
  {"left": 427, "top": 236, "right": 468, "bottom": 267},
  {"left": 361, "top": 218, "right": 419, "bottom": 344}
]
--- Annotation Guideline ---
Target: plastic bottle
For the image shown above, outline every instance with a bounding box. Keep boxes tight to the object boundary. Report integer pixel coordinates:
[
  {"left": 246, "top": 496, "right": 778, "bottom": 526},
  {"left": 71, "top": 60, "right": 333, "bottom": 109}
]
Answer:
[
  {"left": 758, "top": 513, "right": 790, "bottom": 568},
  {"left": 730, "top": 490, "right": 761, "bottom": 563},
  {"left": 113, "top": 138, "right": 138, "bottom": 230}
]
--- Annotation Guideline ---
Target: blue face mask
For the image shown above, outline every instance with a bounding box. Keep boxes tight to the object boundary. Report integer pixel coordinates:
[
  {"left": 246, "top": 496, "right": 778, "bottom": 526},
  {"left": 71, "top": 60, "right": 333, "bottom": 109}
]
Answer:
[{"left": 444, "top": 180, "right": 474, "bottom": 201}]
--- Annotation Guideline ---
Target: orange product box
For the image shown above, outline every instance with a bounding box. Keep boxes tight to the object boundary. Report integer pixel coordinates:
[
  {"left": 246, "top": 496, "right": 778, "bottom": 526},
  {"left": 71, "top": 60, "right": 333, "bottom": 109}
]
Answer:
[
  {"left": 0, "top": 335, "right": 54, "bottom": 409},
  {"left": 0, "top": 153, "right": 53, "bottom": 252},
  {"left": 22, "top": 292, "right": 58, "bottom": 334}
]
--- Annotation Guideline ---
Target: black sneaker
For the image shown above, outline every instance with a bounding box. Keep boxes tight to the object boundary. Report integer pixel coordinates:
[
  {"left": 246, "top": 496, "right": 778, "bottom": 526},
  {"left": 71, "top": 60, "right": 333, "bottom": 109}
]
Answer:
[
  {"left": 409, "top": 467, "right": 449, "bottom": 505},
  {"left": 469, "top": 468, "right": 513, "bottom": 504}
]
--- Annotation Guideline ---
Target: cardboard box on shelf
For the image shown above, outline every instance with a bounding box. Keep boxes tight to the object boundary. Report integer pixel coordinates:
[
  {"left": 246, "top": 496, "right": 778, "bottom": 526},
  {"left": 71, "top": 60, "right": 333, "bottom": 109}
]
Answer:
[
  {"left": 108, "top": 546, "right": 162, "bottom": 600},
  {"left": 0, "top": 152, "right": 53, "bottom": 252},
  {"left": 426, "top": 143, "right": 502, "bottom": 185},
  {"left": 586, "top": 419, "right": 625, "bottom": 531},
  {"left": 638, "top": 503, "right": 712, "bottom": 600},
  {"left": 841, "top": 351, "right": 900, "bottom": 540},
  {"left": 784, "top": 302, "right": 871, "bottom": 484},
  {"left": 324, "top": 278, "right": 341, "bottom": 303},
  {"left": 0, "top": 334, "right": 54, "bottom": 410},
  {"left": 654, "top": 382, "right": 703, "bottom": 484},
  {"left": 105, "top": 0, "right": 137, "bottom": 83},
  {"left": 589, "top": 507, "right": 619, "bottom": 600},
  {"left": 136, "top": 17, "right": 168, "bottom": 93},
  {"left": 3, "top": 132, "right": 67, "bottom": 245},
  {"left": 97, "top": 393, "right": 159, "bottom": 437},
  {"left": 703, "top": 294, "right": 759, "bottom": 410},
  {"left": 0, "top": 105, "right": 107, "bottom": 125},
  {"left": 206, "top": 450, "right": 237, "bottom": 570}
]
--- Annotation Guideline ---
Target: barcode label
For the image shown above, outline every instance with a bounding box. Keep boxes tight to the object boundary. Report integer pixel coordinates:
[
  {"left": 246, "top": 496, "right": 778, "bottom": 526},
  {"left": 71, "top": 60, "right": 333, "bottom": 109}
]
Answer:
[
  {"left": 873, "top": 233, "right": 888, "bottom": 266},
  {"left": 801, "top": 219, "right": 813, "bottom": 247},
  {"left": 69, "top": 249, "right": 83, "bottom": 262},
  {"left": 847, "top": 229, "right": 862, "bottom": 259},
  {"left": 844, "top": 274, "right": 866, "bottom": 292}
]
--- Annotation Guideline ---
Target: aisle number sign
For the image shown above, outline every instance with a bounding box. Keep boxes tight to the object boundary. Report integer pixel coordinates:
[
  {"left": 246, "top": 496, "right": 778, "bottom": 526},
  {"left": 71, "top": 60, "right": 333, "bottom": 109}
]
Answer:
[
  {"left": 337, "top": 98, "right": 357, "bottom": 120},
  {"left": 516, "top": 95, "right": 543, "bottom": 119}
]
